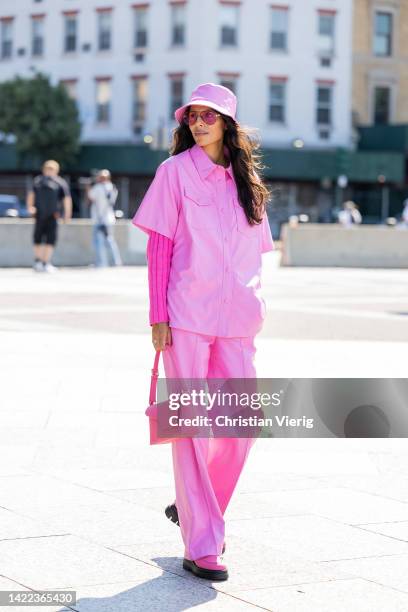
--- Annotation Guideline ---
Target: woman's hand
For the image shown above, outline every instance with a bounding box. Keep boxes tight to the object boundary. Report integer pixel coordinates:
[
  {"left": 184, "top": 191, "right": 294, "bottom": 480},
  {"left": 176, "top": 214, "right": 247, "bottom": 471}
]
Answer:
[{"left": 152, "top": 322, "right": 172, "bottom": 351}]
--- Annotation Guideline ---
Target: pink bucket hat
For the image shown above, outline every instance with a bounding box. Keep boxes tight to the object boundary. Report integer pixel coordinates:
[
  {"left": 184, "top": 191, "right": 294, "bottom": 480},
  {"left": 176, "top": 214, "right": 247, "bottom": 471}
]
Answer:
[{"left": 174, "top": 82, "right": 237, "bottom": 124}]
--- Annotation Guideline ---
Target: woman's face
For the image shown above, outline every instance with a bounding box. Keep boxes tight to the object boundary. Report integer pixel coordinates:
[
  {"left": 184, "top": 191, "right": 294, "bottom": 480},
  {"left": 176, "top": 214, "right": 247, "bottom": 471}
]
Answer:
[{"left": 188, "top": 105, "right": 226, "bottom": 146}]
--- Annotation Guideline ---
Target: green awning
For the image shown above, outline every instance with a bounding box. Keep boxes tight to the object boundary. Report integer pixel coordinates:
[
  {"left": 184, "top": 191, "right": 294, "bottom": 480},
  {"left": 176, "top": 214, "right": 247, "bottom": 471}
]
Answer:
[
  {"left": 262, "top": 148, "right": 405, "bottom": 182},
  {"left": 0, "top": 142, "right": 405, "bottom": 183}
]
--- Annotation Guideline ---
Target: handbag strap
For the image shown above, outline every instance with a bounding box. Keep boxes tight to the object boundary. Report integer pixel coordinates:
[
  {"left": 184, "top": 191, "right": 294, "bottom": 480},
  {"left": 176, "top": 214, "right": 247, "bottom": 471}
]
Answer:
[{"left": 149, "top": 349, "right": 161, "bottom": 405}]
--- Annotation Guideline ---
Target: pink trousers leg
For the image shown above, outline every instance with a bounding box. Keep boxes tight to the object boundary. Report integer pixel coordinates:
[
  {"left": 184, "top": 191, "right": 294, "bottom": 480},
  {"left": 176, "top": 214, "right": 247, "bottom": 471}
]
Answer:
[{"left": 161, "top": 328, "right": 257, "bottom": 560}]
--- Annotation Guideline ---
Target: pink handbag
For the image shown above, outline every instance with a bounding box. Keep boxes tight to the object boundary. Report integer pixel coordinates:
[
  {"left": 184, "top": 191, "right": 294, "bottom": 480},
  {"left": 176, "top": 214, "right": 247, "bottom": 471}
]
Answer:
[
  {"left": 145, "top": 349, "right": 178, "bottom": 445},
  {"left": 145, "top": 349, "right": 208, "bottom": 444}
]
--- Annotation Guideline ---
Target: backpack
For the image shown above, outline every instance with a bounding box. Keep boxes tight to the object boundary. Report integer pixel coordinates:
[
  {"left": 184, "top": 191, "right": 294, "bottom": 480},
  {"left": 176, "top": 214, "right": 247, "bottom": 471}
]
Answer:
[{"left": 34, "top": 176, "right": 63, "bottom": 217}]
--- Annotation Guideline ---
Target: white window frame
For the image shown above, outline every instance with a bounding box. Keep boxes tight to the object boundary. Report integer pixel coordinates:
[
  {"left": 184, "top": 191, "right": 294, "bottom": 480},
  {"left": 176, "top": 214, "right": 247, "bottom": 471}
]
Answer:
[
  {"left": 219, "top": 3, "right": 239, "bottom": 47},
  {"left": 31, "top": 16, "right": 45, "bottom": 57},
  {"left": 268, "top": 79, "right": 287, "bottom": 124},
  {"left": 218, "top": 74, "right": 238, "bottom": 96},
  {"left": 63, "top": 14, "right": 78, "bottom": 53},
  {"left": 170, "top": 3, "right": 186, "bottom": 46},
  {"left": 270, "top": 6, "right": 288, "bottom": 52},
  {"left": 97, "top": 10, "right": 112, "bottom": 52},
  {"left": 134, "top": 6, "right": 148, "bottom": 49},
  {"left": 317, "top": 11, "right": 335, "bottom": 58},
  {"left": 132, "top": 76, "right": 148, "bottom": 124},
  {"left": 373, "top": 9, "right": 393, "bottom": 57},
  {"left": 368, "top": 77, "right": 397, "bottom": 125},
  {"left": 316, "top": 83, "right": 334, "bottom": 138},
  {"left": 95, "top": 78, "right": 112, "bottom": 125},
  {"left": 0, "top": 19, "right": 13, "bottom": 60},
  {"left": 169, "top": 76, "right": 184, "bottom": 121}
]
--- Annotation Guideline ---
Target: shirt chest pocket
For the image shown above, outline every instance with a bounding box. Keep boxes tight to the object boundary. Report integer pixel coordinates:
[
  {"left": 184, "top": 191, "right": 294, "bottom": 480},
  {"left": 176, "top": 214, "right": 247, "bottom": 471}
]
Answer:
[
  {"left": 183, "top": 186, "right": 218, "bottom": 230},
  {"left": 233, "top": 198, "right": 260, "bottom": 241}
]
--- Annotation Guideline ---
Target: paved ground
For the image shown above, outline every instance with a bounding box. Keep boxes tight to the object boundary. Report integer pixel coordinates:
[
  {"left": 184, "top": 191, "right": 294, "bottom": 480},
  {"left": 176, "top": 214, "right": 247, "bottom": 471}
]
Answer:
[{"left": 1, "top": 252, "right": 408, "bottom": 611}]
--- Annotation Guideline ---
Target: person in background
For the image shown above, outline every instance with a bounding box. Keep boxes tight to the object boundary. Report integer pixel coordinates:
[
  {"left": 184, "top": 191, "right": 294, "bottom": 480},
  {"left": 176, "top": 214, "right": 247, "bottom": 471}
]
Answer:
[
  {"left": 337, "top": 200, "right": 362, "bottom": 227},
  {"left": 87, "top": 169, "right": 122, "bottom": 268},
  {"left": 401, "top": 198, "right": 408, "bottom": 228},
  {"left": 26, "top": 160, "right": 72, "bottom": 273}
]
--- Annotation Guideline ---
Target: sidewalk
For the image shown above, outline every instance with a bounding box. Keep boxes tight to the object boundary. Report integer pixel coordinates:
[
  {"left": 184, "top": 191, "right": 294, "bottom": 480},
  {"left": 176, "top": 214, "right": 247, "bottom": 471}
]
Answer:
[{"left": 0, "top": 261, "right": 408, "bottom": 611}]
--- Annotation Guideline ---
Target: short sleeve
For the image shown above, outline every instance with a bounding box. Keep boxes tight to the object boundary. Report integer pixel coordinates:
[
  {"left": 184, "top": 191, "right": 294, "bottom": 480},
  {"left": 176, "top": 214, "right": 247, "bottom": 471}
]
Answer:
[
  {"left": 59, "top": 178, "right": 70, "bottom": 199},
  {"left": 261, "top": 210, "right": 275, "bottom": 253},
  {"left": 32, "top": 176, "right": 41, "bottom": 197},
  {"left": 132, "top": 161, "right": 180, "bottom": 241},
  {"left": 88, "top": 185, "right": 97, "bottom": 200}
]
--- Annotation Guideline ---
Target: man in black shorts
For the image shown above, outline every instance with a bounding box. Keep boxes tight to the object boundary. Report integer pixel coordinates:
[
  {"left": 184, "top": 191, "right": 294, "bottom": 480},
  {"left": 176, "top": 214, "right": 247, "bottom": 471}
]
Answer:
[{"left": 27, "top": 160, "right": 72, "bottom": 272}]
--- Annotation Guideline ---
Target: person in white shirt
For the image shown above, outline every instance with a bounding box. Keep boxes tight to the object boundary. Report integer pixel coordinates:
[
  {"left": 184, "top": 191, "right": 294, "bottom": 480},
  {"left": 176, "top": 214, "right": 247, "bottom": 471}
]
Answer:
[
  {"left": 337, "top": 200, "right": 362, "bottom": 227},
  {"left": 87, "top": 169, "right": 122, "bottom": 267}
]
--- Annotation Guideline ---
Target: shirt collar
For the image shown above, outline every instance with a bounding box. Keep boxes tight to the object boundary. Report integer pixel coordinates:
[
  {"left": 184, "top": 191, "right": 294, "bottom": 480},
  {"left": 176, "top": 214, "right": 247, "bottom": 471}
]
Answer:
[{"left": 190, "top": 143, "right": 234, "bottom": 181}]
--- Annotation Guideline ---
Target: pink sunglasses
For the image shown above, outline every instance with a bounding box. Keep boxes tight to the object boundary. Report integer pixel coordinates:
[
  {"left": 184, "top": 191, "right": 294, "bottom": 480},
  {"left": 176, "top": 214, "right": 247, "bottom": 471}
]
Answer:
[{"left": 182, "top": 109, "right": 221, "bottom": 126}]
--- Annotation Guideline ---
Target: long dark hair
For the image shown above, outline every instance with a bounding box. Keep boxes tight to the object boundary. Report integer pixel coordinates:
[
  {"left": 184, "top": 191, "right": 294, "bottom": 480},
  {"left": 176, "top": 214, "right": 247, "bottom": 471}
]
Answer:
[{"left": 169, "top": 109, "right": 271, "bottom": 225}]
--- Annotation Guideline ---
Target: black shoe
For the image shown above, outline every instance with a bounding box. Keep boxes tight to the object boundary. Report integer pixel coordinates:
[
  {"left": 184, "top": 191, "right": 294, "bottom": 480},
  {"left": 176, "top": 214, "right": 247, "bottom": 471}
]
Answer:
[
  {"left": 183, "top": 557, "right": 229, "bottom": 581},
  {"left": 165, "top": 503, "right": 226, "bottom": 554}
]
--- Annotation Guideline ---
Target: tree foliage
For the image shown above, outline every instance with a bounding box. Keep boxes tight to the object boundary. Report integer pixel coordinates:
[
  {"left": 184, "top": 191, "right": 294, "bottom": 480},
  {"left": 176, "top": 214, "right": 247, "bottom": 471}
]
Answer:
[{"left": 0, "top": 73, "right": 81, "bottom": 168}]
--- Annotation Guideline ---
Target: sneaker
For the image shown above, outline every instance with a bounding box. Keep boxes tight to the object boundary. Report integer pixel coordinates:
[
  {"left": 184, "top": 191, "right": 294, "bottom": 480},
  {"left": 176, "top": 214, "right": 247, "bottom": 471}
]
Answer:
[
  {"left": 43, "top": 263, "right": 58, "bottom": 273},
  {"left": 165, "top": 503, "right": 226, "bottom": 554},
  {"left": 33, "top": 261, "right": 44, "bottom": 272},
  {"left": 183, "top": 555, "right": 228, "bottom": 581}
]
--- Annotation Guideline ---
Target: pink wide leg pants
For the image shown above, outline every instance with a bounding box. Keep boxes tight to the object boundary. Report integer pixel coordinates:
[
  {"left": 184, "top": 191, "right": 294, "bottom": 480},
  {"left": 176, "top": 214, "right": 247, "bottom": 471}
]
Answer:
[{"left": 161, "top": 327, "right": 258, "bottom": 560}]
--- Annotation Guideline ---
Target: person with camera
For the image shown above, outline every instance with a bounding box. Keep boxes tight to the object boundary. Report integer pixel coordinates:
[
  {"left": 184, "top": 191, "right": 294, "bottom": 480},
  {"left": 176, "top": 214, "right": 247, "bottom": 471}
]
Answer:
[{"left": 87, "top": 169, "right": 122, "bottom": 268}]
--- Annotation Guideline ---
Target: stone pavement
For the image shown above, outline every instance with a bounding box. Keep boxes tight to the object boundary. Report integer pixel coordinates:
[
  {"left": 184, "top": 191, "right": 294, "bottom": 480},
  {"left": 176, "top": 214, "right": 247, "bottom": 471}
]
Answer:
[{"left": 1, "top": 254, "right": 408, "bottom": 611}]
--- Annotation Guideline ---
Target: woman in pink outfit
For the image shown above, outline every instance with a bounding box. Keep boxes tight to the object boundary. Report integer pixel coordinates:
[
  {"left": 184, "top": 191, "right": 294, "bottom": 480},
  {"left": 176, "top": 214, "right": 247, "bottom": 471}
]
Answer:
[{"left": 132, "top": 82, "right": 274, "bottom": 582}]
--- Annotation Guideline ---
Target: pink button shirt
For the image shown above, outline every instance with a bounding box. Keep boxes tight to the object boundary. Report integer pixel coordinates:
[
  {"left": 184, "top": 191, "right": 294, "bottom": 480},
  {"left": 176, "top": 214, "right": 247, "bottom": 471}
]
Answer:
[{"left": 132, "top": 143, "right": 275, "bottom": 337}]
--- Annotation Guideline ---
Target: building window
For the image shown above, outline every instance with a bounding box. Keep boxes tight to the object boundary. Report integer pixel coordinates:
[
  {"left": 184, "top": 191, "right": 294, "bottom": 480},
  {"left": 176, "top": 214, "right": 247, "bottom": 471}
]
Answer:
[
  {"left": 64, "top": 14, "right": 78, "bottom": 53},
  {"left": 134, "top": 6, "right": 148, "bottom": 48},
  {"left": 270, "top": 6, "right": 288, "bottom": 51},
  {"left": 95, "top": 78, "right": 111, "bottom": 124},
  {"left": 169, "top": 75, "right": 184, "bottom": 120},
  {"left": 218, "top": 74, "right": 238, "bottom": 94},
  {"left": 373, "top": 11, "right": 392, "bottom": 57},
  {"left": 268, "top": 79, "right": 286, "bottom": 122},
  {"left": 318, "top": 11, "right": 335, "bottom": 62},
  {"left": 170, "top": 3, "right": 186, "bottom": 46},
  {"left": 97, "top": 10, "right": 112, "bottom": 51},
  {"left": 60, "top": 79, "right": 78, "bottom": 101},
  {"left": 132, "top": 76, "right": 148, "bottom": 127},
  {"left": 31, "top": 16, "right": 45, "bottom": 57},
  {"left": 316, "top": 84, "right": 333, "bottom": 137},
  {"left": 220, "top": 3, "right": 239, "bottom": 47},
  {"left": 373, "top": 86, "right": 390, "bottom": 124},
  {"left": 0, "top": 19, "right": 13, "bottom": 60}
]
